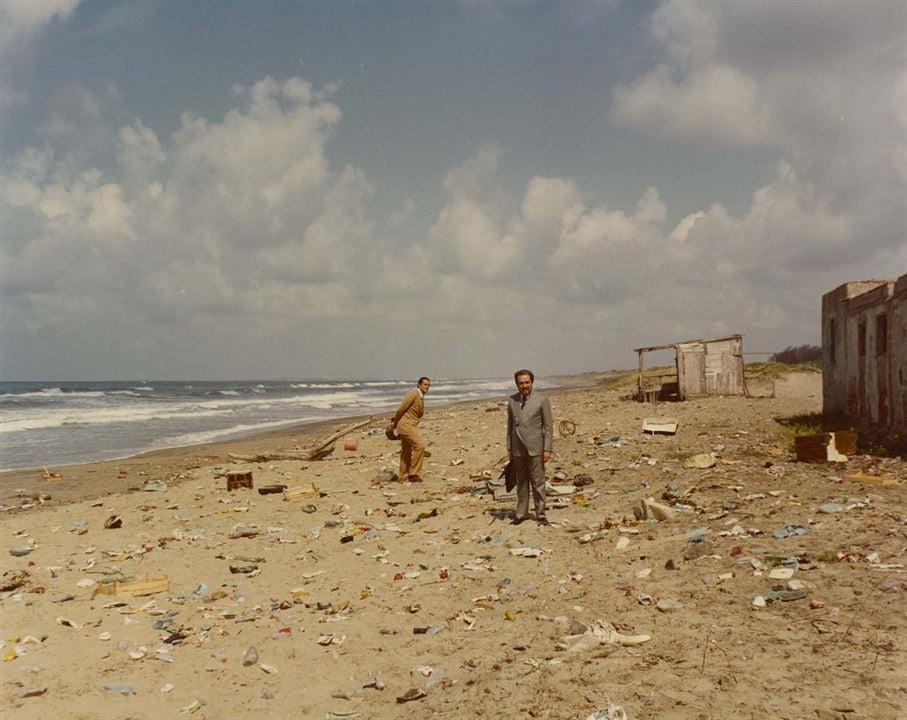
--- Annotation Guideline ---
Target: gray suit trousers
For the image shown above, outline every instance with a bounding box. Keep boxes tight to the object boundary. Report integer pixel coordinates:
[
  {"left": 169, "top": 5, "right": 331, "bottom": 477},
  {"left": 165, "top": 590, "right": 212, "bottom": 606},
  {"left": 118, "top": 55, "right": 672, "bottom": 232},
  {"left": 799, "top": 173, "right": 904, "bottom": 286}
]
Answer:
[{"left": 513, "top": 454, "right": 546, "bottom": 519}]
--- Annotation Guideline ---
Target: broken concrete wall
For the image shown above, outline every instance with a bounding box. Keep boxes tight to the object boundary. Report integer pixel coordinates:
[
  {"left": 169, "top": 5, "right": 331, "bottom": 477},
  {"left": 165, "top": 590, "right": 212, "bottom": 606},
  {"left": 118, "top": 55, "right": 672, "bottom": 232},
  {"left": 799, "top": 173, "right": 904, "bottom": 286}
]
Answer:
[{"left": 891, "top": 275, "right": 907, "bottom": 432}]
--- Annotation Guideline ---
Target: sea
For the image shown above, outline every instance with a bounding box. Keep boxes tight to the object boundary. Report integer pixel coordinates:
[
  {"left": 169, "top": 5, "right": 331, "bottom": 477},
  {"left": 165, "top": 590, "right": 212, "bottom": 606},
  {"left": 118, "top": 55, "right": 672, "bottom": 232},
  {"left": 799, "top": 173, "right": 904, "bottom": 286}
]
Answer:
[{"left": 0, "top": 378, "right": 522, "bottom": 471}]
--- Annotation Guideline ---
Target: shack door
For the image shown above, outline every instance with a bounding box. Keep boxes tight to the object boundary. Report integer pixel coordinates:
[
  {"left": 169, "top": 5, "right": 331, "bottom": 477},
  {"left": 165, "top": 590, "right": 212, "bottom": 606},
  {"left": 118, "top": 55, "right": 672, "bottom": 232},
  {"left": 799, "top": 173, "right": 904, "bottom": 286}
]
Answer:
[{"left": 677, "top": 342, "right": 706, "bottom": 398}]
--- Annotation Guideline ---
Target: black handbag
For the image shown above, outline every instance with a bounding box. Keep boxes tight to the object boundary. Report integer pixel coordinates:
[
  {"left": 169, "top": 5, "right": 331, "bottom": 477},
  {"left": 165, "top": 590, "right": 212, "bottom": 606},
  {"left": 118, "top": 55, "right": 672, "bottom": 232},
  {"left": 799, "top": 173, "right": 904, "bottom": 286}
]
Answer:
[{"left": 385, "top": 423, "right": 399, "bottom": 441}]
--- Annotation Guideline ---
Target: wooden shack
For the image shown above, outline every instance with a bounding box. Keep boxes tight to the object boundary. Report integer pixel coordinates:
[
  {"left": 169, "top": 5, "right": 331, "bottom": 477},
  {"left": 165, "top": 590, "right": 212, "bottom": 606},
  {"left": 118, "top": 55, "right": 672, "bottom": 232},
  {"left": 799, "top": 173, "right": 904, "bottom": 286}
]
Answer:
[
  {"left": 822, "top": 274, "right": 907, "bottom": 433},
  {"left": 634, "top": 334, "right": 745, "bottom": 402}
]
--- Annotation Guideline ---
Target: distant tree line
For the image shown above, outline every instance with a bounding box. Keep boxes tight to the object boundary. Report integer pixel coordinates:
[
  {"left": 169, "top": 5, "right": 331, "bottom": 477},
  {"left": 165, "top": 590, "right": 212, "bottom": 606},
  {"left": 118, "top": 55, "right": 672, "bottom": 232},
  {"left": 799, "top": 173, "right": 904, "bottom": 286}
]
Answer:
[{"left": 770, "top": 345, "right": 822, "bottom": 364}]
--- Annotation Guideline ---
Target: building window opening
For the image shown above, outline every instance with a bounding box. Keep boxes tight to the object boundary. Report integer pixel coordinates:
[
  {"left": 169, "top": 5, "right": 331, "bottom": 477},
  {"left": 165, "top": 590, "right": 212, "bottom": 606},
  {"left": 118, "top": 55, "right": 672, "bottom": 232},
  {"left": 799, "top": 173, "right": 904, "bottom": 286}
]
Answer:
[
  {"left": 876, "top": 314, "right": 888, "bottom": 356},
  {"left": 828, "top": 318, "right": 836, "bottom": 365},
  {"left": 858, "top": 320, "right": 866, "bottom": 357}
]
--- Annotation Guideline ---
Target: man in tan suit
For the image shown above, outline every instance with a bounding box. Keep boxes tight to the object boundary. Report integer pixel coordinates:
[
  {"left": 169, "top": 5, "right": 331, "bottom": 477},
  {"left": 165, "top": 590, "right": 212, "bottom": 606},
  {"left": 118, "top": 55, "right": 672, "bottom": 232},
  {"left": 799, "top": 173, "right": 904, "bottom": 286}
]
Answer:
[{"left": 391, "top": 376, "right": 430, "bottom": 482}]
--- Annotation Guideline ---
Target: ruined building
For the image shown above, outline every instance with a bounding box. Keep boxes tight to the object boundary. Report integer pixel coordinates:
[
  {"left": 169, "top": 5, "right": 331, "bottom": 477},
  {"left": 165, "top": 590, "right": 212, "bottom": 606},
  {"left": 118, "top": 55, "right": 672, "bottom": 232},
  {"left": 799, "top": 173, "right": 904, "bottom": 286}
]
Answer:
[{"left": 822, "top": 274, "right": 907, "bottom": 435}]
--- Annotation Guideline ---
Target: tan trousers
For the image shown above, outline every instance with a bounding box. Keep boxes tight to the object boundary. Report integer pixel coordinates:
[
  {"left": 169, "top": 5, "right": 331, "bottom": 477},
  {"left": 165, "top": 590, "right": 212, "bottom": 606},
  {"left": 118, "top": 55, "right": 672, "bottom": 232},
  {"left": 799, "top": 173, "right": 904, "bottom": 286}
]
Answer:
[{"left": 397, "top": 425, "right": 425, "bottom": 479}]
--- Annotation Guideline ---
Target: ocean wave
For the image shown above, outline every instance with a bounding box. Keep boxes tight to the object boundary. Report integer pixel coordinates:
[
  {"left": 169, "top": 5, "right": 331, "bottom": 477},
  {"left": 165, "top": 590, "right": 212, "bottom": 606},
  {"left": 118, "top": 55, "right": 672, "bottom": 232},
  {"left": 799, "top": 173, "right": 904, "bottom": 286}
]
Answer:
[
  {"left": 218, "top": 390, "right": 241, "bottom": 396},
  {"left": 0, "top": 388, "right": 106, "bottom": 401},
  {"left": 0, "top": 404, "right": 237, "bottom": 433},
  {"left": 0, "top": 390, "right": 393, "bottom": 434},
  {"left": 159, "top": 417, "right": 321, "bottom": 448}
]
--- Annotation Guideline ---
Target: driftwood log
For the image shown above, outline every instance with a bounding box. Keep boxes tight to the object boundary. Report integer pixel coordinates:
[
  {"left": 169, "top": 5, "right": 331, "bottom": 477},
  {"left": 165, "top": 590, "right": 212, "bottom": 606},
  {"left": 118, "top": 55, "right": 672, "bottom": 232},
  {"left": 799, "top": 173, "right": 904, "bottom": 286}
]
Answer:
[{"left": 227, "top": 417, "right": 376, "bottom": 463}]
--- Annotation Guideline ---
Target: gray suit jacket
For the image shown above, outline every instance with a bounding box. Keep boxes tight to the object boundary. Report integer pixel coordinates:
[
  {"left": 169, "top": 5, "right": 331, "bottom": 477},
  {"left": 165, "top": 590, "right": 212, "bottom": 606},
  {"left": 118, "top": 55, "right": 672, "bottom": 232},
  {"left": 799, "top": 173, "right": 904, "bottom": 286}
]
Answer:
[{"left": 507, "top": 391, "right": 553, "bottom": 457}]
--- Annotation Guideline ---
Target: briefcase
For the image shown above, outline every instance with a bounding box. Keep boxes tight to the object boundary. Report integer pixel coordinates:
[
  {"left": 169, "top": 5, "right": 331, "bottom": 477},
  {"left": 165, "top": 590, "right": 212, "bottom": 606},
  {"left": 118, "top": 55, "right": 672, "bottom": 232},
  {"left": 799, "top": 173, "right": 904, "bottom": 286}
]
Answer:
[{"left": 501, "top": 461, "right": 516, "bottom": 492}]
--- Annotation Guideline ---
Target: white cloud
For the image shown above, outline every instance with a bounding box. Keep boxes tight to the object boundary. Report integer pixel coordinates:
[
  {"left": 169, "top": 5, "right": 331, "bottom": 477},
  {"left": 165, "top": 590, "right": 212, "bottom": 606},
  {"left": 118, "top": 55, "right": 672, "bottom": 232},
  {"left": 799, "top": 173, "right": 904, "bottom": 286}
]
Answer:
[
  {"left": 612, "top": 63, "right": 776, "bottom": 146},
  {"left": 0, "top": 0, "right": 79, "bottom": 55},
  {"left": 610, "top": 0, "right": 905, "bottom": 294},
  {"left": 0, "top": 76, "right": 372, "bottom": 351},
  {"left": 427, "top": 146, "right": 519, "bottom": 280},
  {"left": 0, "top": 0, "right": 80, "bottom": 106}
]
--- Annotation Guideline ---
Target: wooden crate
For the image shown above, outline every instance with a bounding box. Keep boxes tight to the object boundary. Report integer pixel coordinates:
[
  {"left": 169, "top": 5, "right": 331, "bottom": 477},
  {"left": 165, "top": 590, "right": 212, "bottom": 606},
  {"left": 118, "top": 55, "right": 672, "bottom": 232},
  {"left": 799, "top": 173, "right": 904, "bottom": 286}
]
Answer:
[{"left": 226, "top": 471, "right": 253, "bottom": 491}]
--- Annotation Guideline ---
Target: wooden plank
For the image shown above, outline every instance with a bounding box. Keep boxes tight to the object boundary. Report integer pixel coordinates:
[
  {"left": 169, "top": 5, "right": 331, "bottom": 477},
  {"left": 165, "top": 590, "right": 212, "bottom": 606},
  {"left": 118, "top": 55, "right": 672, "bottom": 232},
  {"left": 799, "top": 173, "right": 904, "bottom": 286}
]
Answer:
[
  {"left": 283, "top": 483, "right": 320, "bottom": 502},
  {"left": 92, "top": 575, "right": 170, "bottom": 598},
  {"left": 843, "top": 472, "right": 898, "bottom": 485}
]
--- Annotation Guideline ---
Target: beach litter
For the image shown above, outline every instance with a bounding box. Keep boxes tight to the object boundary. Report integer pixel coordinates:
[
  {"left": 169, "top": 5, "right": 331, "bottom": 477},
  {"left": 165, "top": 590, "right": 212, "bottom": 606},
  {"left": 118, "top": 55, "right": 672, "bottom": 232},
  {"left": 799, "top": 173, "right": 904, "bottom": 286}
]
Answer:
[
  {"left": 656, "top": 598, "right": 684, "bottom": 612},
  {"left": 180, "top": 699, "right": 206, "bottom": 713},
  {"left": 557, "top": 619, "right": 651, "bottom": 651},
  {"left": 396, "top": 688, "right": 427, "bottom": 703},
  {"left": 818, "top": 502, "right": 845, "bottom": 513},
  {"left": 844, "top": 472, "right": 898, "bottom": 485},
  {"left": 1, "top": 570, "right": 30, "bottom": 591},
  {"left": 579, "top": 529, "right": 608, "bottom": 544},
  {"left": 642, "top": 417, "right": 678, "bottom": 435},
  {"left": 258, "top": 485, "right": 287, "bottom": 495},
  {"left": 283, "top": 484, "right": 320, "bottom": 502},
  {"left": 509, "top": 547, "right": 543, "bottom": 558},
  {"left": 91, "top": 575, "right": 170, "bottom": 599},
  {"left": 226, "top": 471, "right": 253, "bottom": 491},
  {"left": 772, "top": 524, "right": 808, "bottom": 539},
  {"left": 101, "top": 684, "right": 134, "bottom": 695},
  {"left": 634, "top": 497, "right": 676, "bottom": 521},
  {"left": 586, "top": 703, "right": 629, "bottom": 720},
  {"left": 684, "top": 453, "right": 717, "bottom": 469}
]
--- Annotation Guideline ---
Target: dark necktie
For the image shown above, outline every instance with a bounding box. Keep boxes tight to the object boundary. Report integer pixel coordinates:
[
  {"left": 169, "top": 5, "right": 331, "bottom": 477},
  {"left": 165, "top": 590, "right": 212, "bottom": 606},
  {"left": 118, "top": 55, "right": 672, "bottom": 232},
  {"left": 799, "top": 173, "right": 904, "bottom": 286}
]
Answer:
[{"left": 520, "top": 396, "right": 526, "bottom": 409}]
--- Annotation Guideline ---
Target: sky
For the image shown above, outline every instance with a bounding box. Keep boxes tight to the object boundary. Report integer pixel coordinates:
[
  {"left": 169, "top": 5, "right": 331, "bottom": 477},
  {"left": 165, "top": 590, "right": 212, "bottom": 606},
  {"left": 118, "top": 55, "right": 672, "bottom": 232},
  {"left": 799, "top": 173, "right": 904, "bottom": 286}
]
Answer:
[{"left": 1, "top": 0, "right": 905, "bottom": 381}]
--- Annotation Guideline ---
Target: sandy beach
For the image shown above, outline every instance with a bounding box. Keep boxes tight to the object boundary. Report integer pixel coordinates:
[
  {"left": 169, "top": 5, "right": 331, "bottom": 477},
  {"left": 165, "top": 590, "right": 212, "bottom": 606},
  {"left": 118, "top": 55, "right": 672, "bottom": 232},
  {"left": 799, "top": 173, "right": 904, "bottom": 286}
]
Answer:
[{"left": 2, "top": 373, "right": 905, "bottom": 719}]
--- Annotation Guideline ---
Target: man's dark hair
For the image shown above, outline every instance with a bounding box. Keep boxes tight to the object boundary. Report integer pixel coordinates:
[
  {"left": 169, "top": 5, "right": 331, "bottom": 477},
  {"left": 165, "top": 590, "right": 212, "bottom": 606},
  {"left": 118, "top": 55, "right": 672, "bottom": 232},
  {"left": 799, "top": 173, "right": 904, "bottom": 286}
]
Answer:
[
  {"left": 514, "top": 369, "right": 534, "bottom": 382},
  {"left": 418, "top": 376, "right": 431, "bottom": 385}
]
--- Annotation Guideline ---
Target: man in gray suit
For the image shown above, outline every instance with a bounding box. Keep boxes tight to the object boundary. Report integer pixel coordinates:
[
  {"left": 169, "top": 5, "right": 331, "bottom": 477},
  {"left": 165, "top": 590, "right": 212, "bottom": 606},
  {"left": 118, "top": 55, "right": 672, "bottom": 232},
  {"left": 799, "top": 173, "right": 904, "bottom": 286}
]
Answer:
[{"left": 506, "top": 369, "right": 553, "bottom": 525}]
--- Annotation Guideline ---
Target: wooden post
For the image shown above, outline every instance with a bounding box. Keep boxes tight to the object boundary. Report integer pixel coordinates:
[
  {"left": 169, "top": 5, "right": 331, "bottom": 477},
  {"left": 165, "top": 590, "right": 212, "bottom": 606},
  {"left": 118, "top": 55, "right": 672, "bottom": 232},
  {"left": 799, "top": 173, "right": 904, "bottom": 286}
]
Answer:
[{"left": 637, "top": 350, "right": 644, "bottom": 401}]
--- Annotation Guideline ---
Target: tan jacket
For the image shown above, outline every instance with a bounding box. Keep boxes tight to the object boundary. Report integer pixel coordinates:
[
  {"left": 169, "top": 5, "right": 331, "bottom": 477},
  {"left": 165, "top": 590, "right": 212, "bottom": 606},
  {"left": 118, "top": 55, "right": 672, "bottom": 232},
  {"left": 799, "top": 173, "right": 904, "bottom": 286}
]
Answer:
[{"left": 393, "top": 388, "right": 424, "bottom": 432}]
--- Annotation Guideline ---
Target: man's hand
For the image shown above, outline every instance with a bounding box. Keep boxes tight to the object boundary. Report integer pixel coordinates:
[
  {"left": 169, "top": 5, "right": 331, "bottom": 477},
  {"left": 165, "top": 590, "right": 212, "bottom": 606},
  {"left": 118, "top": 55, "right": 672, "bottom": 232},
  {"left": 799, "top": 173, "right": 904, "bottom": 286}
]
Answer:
[{"left": 543, "top": 451, "right": 552, "bottom": 463}]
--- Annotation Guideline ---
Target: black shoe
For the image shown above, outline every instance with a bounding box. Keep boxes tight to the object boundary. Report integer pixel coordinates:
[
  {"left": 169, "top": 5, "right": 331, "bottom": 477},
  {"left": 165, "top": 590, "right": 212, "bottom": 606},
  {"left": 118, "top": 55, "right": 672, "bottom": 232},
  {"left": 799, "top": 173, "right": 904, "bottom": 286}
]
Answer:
[
  {"left": 511, "top": 516, "right": 526, "bottom": 525},
  {"left": 408, "top": 475, "right": 423, "bottom": 483},
  {"left": 536, "top": 515, "right": 550, "bottom": 526}
]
